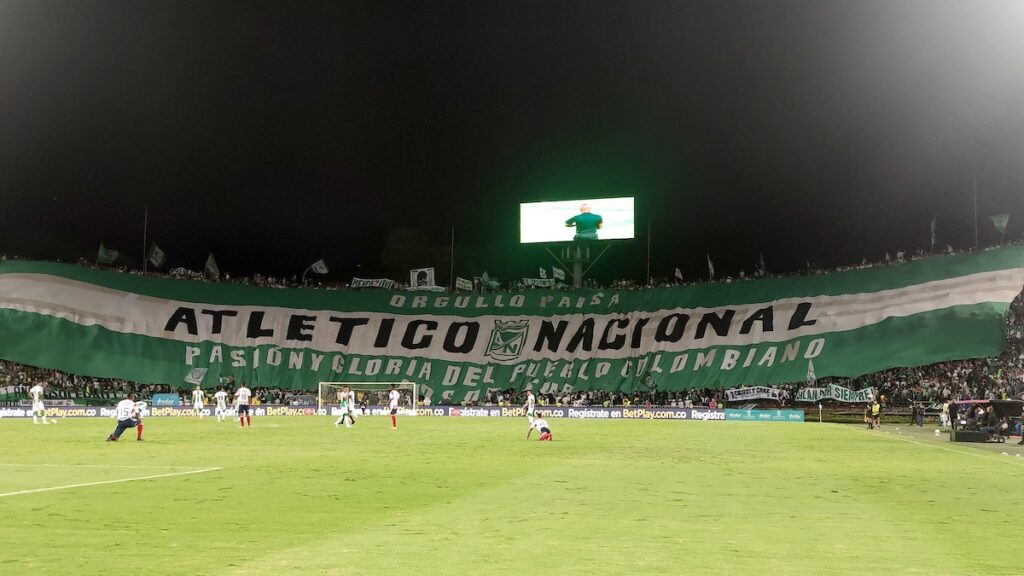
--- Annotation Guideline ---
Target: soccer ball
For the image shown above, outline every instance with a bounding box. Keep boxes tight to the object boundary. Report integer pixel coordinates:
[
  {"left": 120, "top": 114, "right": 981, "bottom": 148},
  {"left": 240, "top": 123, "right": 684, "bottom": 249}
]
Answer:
[{"left": 934, "top": 429, "right": 940, "bottom": 436}]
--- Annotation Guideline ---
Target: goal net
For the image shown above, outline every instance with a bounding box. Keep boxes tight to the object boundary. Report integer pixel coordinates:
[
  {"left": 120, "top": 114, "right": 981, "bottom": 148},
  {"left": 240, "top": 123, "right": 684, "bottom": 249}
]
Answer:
[{"left": 317, "top": 381, "right": 419, "bottom": 415}]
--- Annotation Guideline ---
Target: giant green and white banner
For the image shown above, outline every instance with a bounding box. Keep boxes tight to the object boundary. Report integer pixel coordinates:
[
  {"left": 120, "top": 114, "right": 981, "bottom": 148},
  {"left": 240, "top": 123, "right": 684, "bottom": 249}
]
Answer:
[{"left": 1, "top": 248, "right": 1023, "bottom": 403}]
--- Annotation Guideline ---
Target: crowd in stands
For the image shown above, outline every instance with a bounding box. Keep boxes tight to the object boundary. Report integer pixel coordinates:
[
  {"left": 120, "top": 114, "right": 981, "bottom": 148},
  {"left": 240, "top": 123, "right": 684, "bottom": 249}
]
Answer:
[
  {"left": 4, "top": 240, "right": 1017, "bottom": 293},
  {"left": 0, "top": 361, "right": 288, "bottom": 406},
  {"left": 2, "top": 246, "right": 1023, "bottom": 410}
]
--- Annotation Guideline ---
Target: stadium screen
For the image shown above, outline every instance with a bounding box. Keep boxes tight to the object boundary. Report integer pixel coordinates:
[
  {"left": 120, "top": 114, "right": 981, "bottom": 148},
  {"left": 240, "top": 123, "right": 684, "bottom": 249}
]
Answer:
[{"left": 519, "top": 197, "right": 635, "bottom": 243}]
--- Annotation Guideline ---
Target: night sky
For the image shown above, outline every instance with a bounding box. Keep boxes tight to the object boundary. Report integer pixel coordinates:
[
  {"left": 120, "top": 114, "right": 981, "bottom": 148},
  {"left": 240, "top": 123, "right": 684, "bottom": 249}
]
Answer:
[{"left": 2, "top": 1, "right": 1023, "bottom": 283}]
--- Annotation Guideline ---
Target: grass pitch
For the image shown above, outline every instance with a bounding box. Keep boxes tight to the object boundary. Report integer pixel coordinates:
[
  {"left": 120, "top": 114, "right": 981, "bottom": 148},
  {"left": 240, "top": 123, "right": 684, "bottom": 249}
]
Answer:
[{"left": 1, "top": 416, "right": 1021, "bottom": 576}]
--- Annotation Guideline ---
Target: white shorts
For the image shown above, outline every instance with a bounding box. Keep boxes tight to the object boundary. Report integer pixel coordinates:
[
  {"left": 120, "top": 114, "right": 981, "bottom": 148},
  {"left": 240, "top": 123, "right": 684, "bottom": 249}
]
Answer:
[
  {"left": 193, "top": 403, "right": 204, "bottom": 411},
  {"left": 215, "top": 404, "right": 227, "bottom": 412},
  {"left": 939, "top": 414, "right": 950, "bottom": 425},
  {"left": 32, "top": 401, "right": 44, "bottom": 412}
]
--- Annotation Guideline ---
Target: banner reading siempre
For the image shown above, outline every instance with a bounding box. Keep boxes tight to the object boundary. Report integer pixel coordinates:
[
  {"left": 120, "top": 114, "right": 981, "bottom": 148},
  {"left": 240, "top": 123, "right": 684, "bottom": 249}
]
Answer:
[
  {"left": 795, "top": 383, "right": 875, "bottom": 403},
  {"left": 0, "top": 248, "right": 1022, "bottom": 402}
]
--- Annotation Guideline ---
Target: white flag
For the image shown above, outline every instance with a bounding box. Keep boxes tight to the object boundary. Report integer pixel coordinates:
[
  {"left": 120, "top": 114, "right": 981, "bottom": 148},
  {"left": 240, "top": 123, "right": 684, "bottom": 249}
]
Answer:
[
  {"left": 539, "top": 267, "right": 547, "bottom": 279},
  {"left": 806, "top": 359, "right": 816, "bottom": 386},
  {"left": 552, "top": 267, "right": 566, "bottom": 280},
  {"left": 310, "top": 259, "right": 329, "bottom": 274},
  {"left": 674, "top": 267, "right": 683, "bottom": 281},
  {"left": 930, "top": 217, "right": 936, "bottom": 249},
  {"left": 480, "top": 271, "right": 499, "bottom": 289},
  {"left": 991, "top": 213, "right": 1010, "bottom": 235},
  {"left": 147, "top": 244, "right": 166, "bottom": 268},
  {"left": 707, "top": 254, "right": 715, "bottom": 280},
  {"left": 97, "top": 243, "right": 120, "bottom": 265}
]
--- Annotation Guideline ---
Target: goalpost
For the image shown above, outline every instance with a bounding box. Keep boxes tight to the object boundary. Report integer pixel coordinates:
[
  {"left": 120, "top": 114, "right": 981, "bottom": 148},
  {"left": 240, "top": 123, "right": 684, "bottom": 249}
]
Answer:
[{"left": 317, "top": 381, "right": 419, "bottom": 415}]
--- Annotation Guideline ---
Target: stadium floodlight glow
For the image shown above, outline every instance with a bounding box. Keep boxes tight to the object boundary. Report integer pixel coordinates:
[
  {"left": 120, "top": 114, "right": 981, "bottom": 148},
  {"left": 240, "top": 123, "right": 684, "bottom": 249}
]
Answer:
[{"left": 520, "top": 197, "right": 635, "bottom": 243}]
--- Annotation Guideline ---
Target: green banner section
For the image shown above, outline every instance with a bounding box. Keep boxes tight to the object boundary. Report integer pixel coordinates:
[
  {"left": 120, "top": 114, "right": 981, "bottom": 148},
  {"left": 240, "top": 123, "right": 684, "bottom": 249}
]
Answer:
[{"left": 0, "top": 248, "right": 1022, "bottom": 402}]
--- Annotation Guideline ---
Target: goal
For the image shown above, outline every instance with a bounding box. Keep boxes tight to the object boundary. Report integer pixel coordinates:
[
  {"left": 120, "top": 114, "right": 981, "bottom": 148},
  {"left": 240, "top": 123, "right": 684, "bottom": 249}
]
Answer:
[{"left": 317, "top": 381, "right": 419, "bottom": 414}]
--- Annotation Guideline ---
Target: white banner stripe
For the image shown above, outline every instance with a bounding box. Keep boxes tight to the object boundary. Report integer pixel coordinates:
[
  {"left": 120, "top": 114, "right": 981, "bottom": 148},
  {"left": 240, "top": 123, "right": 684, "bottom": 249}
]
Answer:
[{"left": 0, "top": 270, "right": 1021, "bottom": 362}]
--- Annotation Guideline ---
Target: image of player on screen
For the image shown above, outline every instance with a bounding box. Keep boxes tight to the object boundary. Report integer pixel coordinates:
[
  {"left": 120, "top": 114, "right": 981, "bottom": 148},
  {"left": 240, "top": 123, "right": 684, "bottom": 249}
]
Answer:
[{"left": 564, "top": 202, "right": 603, "bottom": 240}]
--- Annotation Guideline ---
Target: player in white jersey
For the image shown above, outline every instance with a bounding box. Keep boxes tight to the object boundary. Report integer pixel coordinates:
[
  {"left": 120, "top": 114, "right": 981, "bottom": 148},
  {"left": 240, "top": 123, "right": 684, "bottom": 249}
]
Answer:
[
  {"left": 527, "top": 416, "right": 552, "bottom": 441},
  {"left": 107, "top": 393, "right": 143, "bottom": 441},
  {"left": 524, "top": 390, "right": 536, "bottom": 427},
  {"left": 132, "top": 400, "right": 147, "bottom": 441},
  {"left": 191, "top": 385, "right": 206, "bottom": 418},
  {"left": 333, "top": 385, "right": 356, "bottom": 428},
  {"left": 387, "top": 383, "right": 399, "bottom": 428},
  {"left": 29, "top": 381, "right": 48, "bottom": 424},
  {"left": 235, "top": 383, "right": 252, "bottom": 427},
  {"left": 213, "top": 388, "right": 229, "bottom": 422}
]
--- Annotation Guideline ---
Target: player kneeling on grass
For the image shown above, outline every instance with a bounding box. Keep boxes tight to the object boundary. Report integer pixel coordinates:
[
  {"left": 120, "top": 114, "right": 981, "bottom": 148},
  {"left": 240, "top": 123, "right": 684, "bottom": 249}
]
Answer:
[
  {"left": 527, "top": 416, "right": 552, "bottom": 441},
  {"left": 107, "top": 393, "right": 144, "bottom": 442}
]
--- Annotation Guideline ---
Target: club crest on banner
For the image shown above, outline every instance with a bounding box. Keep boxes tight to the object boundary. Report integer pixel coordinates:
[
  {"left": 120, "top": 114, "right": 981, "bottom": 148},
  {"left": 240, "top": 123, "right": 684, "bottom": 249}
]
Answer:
[
  {"left": 184, "top": 367, "right": 208, "bottom": 385},
  {"left": 485, "top": 320, "right": 530, "bottom": 362}
]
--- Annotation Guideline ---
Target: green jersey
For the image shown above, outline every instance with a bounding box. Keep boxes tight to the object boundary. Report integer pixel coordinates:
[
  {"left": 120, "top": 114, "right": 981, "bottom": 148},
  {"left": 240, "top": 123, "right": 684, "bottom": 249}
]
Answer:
[{"left": 566, "top": 212, "right": 603, "bottom": 240}]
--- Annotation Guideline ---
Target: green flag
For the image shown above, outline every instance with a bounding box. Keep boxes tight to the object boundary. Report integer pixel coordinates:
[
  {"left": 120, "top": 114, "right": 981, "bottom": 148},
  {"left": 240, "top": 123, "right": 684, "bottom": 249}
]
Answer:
[
  {"left": 96, "top": 243, "right": 119, "bottom": 265},
  {"left": 707, "top": 254, "right": 715, "bottom": 280},
  {"left": 991, "top": 214, "right": 1010, "bottom": 235},
  {"left": 205, "top": 253, "right": 220, "bottom": 279}
]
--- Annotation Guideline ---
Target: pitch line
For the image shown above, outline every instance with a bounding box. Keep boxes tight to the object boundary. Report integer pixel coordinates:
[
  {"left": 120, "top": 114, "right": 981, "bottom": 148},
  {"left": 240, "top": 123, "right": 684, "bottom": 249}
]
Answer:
[
  {"left": 844, "top": 425, "right": 1024, "bottom": 466},
  {"left": 0, "top": 463, "right": 199, "bottom": 470},
  {"left": 0, "top": 467, "right": 222, "bottom": 498}
]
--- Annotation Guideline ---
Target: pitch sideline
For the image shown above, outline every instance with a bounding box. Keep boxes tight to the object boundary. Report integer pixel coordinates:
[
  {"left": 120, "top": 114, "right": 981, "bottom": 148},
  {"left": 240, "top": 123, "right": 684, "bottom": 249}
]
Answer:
[{"left": 0, "top": 466, "right": 222, "bottom": 498}]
